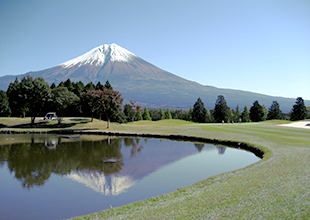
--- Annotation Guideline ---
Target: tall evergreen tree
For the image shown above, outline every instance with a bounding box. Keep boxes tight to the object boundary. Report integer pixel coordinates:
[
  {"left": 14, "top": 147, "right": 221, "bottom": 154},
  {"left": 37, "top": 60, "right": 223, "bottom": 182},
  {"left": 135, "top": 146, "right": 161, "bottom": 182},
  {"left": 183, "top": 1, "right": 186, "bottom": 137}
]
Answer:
[
  {"left": 192, "top": 98, "right": 206, "bottom": 123},
  {"left": 267, "top": 101, "right": 283, "bottom": 120},
  {"left": 205, "top": 108, "right": 212, "bottom": 122},
  {"left": 262, "top": 105, "right": 268, "bottom": 121},
  {"left": 95, "top": 82, "right": 104, "bottom": 91},
  {"left": 213, "top": 95, "right": 229, "bottom": 123},
  {"left": 188, "top": 108, "right": 193, "bottom": 121},
  {"left": 123, "top": 104, "right": 133, "bottom": 122},
  {"left": 85, "top": 82, "right": 95, "bottom": 91},
  {"left": 104, "top": 80, "right": 113, "bottom": 90},
  {"left": 0, "top": 90, "right": 11, "bottom": 116},
  {"left": 142, "top": 107, "right": 152, "bottom": 120},
  {"left": 64, "top": 78, "right": 75, "bottom": 92},
  {"left": 227, "top": 107, "right": 234, "bottom": 122},
  {"left": 6, "top": 78, "right": 21, "bottom": 117},
  {"left": 164, "top": 108, "right": 172, "bottom": 119},
  {"left": 135, "top": 109, "right": 143, "bottom": 121},
  {"left": 58, "top": 81, "right": 65, "bottom": 88},
  {"left": 73, "top": 81, "right": 85, "bottom": 96},
  {"left": 250, "top": 101, "right": 265, "bottom": 122},
  {"left": 159, "top": 108, "right": 165, "bottom": 120},
  {"left": 182, "top": 109, "right": 190, "bottom": 121},
  {"left": 50, "top": 83, "right": 56, "bottom": 90},
  {"left": 234, "top": 105, "right": 241, "bottom": 122},
  {"left": 291, "top": 97, "right": 307, "bottom": 121},
  {"left": 241, "top": 106, "right": 250, "bottom": 122}
]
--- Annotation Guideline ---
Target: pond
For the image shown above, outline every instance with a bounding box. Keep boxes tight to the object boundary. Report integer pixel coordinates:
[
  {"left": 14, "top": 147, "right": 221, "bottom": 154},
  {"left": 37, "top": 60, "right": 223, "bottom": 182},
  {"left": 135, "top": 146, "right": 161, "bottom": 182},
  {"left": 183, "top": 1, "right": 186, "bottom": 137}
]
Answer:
[{"left": 0, "top": 134, "right": 260, "bottom": 220}]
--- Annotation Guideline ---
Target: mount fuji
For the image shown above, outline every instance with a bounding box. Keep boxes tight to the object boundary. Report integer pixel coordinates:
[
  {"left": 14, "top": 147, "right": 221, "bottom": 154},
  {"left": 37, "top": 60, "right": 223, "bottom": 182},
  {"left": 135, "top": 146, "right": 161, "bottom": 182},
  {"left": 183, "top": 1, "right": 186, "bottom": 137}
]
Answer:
[{"left": 0, "top": 43, "right": 305, "bottom": 111}]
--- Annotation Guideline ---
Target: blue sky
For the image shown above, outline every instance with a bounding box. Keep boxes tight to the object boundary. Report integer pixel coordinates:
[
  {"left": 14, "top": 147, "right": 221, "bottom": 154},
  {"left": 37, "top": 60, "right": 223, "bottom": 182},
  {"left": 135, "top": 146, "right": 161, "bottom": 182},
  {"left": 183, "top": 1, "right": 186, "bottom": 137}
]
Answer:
[{"left": 1, "top": 0, "right": 309, "bottom": 100}]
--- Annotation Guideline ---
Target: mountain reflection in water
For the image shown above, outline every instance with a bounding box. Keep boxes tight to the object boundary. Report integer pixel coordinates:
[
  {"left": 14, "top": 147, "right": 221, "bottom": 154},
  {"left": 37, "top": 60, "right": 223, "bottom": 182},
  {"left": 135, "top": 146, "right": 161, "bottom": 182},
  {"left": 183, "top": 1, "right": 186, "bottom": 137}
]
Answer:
[
  {"left": 0, "top": 134, "right": 225, "bottom": 192},
  {"left": 0, "top": 134, "right": 260, "bottom": 220}
]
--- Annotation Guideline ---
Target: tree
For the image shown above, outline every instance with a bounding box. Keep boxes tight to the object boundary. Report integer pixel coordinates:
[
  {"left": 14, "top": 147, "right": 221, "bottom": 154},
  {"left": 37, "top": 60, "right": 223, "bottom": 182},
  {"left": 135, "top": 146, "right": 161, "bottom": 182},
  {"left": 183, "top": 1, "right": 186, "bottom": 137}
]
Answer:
[
  {"left": 104, "top": 80, "right": 113, "bottom": 90},
  {"left": 84, "top": 82, "right": 95, "bottom": 91},
  {"left": 188, "top": 108, "right": 193, "bottom": 121},
  {"left": 28, "top": 77, "right": 52, "bottom": 124},
  {"left": 73, "top": 81, "right": 85, "bottom": 97},
  {"left": 7, "top": 78, "right": 24, "bottom": 117},
  {"left": 262, "top": 105, "right": 268, "bottom": 121},
  {"left": 234, "top": 105, "right": 241, "bottom": 122},
  {"left": 63, "top": 78, "right": 75, "bottom": 92},
  {"left": 81, "top": 88, "right": 123, "bottom": 127},
  {"left": 51, "top": 87, "right": 80, "bottom": 122},
  {"left": 250, "top": 101, "right": 265, "bottom": 122},
  {"left": 290, "top": 97, "right": 307, "bottom": 121},
  {"left": 95, "top": 82, "right": 104, "bottom": 91},
  {"left": 205, "top": 108, "right": 212, "bottom": 122},
  {"left": 50, "top": 83, "right": 56, "bottom": 89},
  {"left": 142, "top": 107, "right": 152, "bottom": 120},
  {"left": 241, "top": 106, "right": 250, "bottom": 122},
  {"left": 0, "top": 90, "right": 11, "bottom": 116},
  {"left": 129, "top": 100, "right": 141, "bottom": 122},
  {"left": 58, "top": 81, "right": 65, "bottom": 88},
  {"left": 135, "top": 109, "right": 143, "bottom": 121},
  {"left": 192, "top": 98, "right": 206, "bottom": 123},
  {"left": 99, "top": 88, "right": 123, "bottom": 127},
  {"left": 149, "top": 109, "right": 160, "bottom": 121},
  {"left": 267, "top": 101, "right": 283, "bottom": 120},
  {"left": 123, "top": 104, "right": 133, "bottom": 122},
  {"left": 159, "top": 108, "right": 165, "bottom": 120},
  {"left": 307, "top": 107, "right": 310, "bottom": 119},
  {"left": 213, "top": 95, "right": 229, "bottom": 123},
  {"left": 164, "top": 108, "right": 172, "bottom": 119},
  {"left": 227, "top": 107, "right": 234, "bottom": 122},
  {"left": 7, "top": 76, "right": 52, "bottom": 124}
]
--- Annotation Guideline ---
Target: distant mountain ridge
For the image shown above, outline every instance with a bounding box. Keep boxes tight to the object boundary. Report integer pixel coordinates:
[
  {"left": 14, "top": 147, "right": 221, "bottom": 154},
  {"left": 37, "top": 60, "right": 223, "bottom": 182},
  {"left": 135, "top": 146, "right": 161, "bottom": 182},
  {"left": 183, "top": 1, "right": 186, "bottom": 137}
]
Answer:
[{"left": 0, "top": 43, "right": 308, "bottom": 112}]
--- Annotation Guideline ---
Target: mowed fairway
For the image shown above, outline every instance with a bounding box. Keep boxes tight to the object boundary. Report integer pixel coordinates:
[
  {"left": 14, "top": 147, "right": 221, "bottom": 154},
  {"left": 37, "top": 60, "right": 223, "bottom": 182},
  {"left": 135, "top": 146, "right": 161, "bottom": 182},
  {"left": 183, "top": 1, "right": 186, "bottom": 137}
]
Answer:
[{"left": 1, "top": 118, "right": 310, "bottom": 219}]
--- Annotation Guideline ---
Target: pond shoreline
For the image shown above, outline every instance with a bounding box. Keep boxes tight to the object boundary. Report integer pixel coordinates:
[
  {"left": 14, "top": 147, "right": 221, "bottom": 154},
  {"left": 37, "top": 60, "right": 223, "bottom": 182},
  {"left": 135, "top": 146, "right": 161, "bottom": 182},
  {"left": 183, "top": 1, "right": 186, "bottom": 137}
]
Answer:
[{"left": 0, "top": 129, "right": 264, "bottom": 158}]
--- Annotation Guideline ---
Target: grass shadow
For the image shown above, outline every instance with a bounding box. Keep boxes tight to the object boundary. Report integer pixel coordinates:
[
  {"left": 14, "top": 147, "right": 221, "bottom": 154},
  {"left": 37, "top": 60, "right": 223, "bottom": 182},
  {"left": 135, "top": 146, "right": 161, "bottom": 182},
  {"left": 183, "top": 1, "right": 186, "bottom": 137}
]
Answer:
[
  {"left": 69, "top": 118, "right": 89, "bottom": 122},
  {"left": 9, "top": 120, "right": 92, "bottom": 129},
  {"left": 0, "top": 124, "right": 7, "bottom": 128}
]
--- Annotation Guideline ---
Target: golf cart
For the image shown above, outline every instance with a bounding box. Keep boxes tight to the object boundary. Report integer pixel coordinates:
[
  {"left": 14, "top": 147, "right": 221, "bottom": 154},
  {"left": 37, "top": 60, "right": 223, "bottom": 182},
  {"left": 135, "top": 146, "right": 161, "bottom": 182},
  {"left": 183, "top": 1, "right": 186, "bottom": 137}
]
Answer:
[{"left": 44, "top": 112, "right": 58, "bottom": 121}]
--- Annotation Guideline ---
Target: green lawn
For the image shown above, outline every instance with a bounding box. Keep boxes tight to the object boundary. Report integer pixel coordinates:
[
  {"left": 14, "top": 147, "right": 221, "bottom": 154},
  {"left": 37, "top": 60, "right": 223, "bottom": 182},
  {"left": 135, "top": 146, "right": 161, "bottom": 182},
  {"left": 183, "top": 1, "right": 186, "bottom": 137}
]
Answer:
[{"left": 1, "top": 118, "right": 309, "bottom": 219}]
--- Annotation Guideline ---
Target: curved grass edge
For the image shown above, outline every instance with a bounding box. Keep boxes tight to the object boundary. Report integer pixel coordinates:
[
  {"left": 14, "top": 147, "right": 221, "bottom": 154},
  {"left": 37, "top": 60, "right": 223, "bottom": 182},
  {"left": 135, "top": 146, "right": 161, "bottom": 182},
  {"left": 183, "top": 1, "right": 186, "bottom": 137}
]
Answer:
[{"left": 0, "top": 128, "right": 272, "bottom": 220}]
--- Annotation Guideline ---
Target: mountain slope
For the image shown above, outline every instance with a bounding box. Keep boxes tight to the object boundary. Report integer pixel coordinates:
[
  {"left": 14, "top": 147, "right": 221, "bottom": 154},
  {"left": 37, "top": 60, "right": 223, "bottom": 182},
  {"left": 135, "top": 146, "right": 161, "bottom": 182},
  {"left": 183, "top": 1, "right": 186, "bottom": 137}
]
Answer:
[{"left": 0, "top": 43, "right": 308, "bottom": 112}]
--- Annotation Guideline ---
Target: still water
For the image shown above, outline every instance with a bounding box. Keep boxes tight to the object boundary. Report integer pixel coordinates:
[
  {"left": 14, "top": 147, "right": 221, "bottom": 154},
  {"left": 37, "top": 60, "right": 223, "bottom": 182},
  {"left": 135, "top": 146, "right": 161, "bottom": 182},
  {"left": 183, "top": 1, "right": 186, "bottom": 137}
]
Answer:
[{"left": 0, "top": 134, "right": 260, "bottom": 220}]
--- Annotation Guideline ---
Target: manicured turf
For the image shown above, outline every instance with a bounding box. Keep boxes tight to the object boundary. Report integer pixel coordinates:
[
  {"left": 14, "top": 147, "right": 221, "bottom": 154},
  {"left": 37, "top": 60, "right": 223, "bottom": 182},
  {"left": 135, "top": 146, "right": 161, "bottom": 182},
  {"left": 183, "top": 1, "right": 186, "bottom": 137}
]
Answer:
[{"left": 1, "top": 118, "right": 309, "bottom": 219}]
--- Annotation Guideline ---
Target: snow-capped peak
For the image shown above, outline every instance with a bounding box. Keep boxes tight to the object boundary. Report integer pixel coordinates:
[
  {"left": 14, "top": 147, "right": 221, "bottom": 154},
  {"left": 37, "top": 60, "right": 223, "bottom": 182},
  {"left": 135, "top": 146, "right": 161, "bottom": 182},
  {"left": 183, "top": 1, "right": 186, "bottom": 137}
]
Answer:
[{"left": 61, "top": 43, "right": 136, "bottom": 68}]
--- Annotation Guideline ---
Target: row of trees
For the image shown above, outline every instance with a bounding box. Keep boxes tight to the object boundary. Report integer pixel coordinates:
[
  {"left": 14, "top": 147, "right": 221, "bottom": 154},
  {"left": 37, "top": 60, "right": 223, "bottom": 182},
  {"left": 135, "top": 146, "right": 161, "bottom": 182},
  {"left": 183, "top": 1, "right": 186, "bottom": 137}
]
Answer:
[
  {"left": 123, "top": 95, "right": 309, "bottom": 123},
  {"left": 0, "top": 77, "right": 124, "bottom": 125},
  {"left": 0, "top": 76, "right": 309, "bottom": 124},
  {"left": 190, "top": 95, "right": 309, "bottom": 123}
]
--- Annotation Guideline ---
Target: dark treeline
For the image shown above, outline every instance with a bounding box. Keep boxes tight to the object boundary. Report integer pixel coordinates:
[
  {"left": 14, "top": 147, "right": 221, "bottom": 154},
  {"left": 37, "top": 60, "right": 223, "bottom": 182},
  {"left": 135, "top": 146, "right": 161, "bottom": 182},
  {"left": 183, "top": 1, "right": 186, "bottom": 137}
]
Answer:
[
  {"left": 0, "top": 77, "right": 309, "bottom": 123},
  {"left": 0, "top": 76, "right": 124, "bottom": 125}
]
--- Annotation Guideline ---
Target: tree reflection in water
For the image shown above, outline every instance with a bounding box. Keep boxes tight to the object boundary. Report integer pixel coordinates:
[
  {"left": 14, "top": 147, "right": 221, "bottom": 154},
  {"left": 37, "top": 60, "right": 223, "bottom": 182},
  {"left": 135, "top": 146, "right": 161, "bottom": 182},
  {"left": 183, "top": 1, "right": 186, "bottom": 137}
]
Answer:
[
  {"left": 0, "top": 134, "right": 225, "bottom": 190},
  {"left": 0, "top": 135, "right": 126, "bottom": 188},
  {"left": 0, "top": 134, "right": 261, "bottom": 220}
]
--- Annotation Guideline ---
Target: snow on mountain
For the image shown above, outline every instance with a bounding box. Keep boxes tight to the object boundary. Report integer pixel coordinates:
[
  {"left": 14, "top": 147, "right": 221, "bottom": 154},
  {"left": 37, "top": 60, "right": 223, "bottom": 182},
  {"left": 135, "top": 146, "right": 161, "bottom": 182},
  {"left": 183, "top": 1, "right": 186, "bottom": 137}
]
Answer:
[
  {"left": 67, "top": 170, "right": 136, "bottom": 196},
  {"left": 61, "top": 43, "right": 137, "bottom": 68}
]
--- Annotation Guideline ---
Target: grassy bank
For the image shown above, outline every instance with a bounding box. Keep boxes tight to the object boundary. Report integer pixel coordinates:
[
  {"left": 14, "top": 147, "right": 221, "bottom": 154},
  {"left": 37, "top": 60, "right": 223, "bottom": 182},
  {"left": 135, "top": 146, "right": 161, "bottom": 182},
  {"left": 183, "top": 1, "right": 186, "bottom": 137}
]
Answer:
[{"left": 1, "top": 118, "right": 309, "bottom": 219}]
